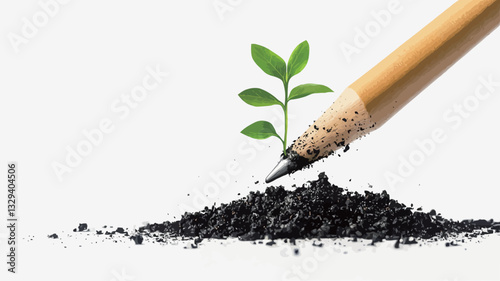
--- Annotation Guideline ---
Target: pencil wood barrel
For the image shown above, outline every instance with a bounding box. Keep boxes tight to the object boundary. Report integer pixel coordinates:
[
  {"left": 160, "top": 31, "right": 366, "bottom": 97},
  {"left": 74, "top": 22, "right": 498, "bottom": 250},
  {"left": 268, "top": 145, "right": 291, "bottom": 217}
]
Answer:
[{"left": 291, "top": 0, "right": 500, "bottom": 163}]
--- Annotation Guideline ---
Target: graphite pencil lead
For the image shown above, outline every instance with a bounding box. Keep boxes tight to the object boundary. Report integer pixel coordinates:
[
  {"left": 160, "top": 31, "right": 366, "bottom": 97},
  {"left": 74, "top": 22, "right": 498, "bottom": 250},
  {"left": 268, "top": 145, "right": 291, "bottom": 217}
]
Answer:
[{"left": 265, "top": 158, "right": 293, "bottom": 183}]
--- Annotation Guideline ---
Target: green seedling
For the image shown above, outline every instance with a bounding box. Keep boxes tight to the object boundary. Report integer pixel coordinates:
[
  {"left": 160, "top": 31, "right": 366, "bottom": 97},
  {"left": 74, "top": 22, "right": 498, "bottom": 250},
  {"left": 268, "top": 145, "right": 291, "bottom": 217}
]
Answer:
[{"left": 239, "top": 40, "right": 333, "bottom": 157}]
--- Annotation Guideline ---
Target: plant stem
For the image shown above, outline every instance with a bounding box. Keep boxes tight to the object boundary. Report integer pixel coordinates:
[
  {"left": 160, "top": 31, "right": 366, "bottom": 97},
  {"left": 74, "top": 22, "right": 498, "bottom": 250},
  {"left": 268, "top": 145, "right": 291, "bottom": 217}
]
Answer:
[{"left": 283, "top": 80, "right": 289, "bottom": 157}]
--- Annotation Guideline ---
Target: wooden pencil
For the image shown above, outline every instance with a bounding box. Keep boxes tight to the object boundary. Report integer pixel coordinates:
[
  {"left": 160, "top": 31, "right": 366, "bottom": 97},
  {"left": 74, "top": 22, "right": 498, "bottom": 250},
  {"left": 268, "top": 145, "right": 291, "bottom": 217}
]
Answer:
[{"left": 266, "top": 0, "right": 500, "bottom": 182}]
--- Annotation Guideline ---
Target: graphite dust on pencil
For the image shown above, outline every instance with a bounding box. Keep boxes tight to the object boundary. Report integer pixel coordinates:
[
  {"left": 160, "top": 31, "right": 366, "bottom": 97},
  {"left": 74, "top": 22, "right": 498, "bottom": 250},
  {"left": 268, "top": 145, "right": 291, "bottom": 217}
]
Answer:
[{"left": 266, "top": 0, "right": 500, "bottom": 183}]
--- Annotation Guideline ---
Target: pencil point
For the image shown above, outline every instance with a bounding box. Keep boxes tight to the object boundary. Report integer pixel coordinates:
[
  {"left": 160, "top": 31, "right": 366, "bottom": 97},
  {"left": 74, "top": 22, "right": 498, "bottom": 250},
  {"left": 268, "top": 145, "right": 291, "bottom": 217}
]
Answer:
[{"left": 265, "top": 158, "right": 292, "bottom": 183}]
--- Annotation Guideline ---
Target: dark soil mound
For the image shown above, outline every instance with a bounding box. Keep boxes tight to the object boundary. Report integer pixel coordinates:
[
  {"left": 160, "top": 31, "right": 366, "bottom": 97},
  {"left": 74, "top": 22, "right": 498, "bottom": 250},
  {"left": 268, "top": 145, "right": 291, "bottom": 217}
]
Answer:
[{"left": 138, "top": 173, "right": 499, "bottom": 243}]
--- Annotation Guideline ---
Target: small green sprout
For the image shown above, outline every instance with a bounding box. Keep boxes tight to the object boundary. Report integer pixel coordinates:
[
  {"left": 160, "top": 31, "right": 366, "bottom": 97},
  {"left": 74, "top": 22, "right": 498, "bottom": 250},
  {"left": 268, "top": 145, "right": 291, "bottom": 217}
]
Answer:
[{"left": 239, "top": 40, "right": 333, "bottom": 157}]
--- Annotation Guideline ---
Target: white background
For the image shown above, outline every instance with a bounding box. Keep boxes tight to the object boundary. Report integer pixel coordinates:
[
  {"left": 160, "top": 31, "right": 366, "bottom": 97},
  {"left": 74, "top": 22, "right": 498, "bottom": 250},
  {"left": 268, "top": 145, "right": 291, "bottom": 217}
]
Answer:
[{"left": 1, "top": 0, "right": 499, "bottom": 280}]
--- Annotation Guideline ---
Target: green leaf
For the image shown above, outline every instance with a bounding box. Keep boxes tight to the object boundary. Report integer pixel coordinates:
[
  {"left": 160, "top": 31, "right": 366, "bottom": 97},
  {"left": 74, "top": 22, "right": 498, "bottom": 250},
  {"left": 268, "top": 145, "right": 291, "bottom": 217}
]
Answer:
[
  {"left": 287, "top": 40, "right": 309, "bottom": 80},
  {"left": 251, "top": 44, "right": 286, "bottom": 82},
  {"left": 238, "top": 88, "right": 284, "bottom": 108},
  {"left": 241, "top": 121, "right": 283, "bottom": 141},
  {"left": 288, "top": 83, "right": 333, "bottom": 101}
]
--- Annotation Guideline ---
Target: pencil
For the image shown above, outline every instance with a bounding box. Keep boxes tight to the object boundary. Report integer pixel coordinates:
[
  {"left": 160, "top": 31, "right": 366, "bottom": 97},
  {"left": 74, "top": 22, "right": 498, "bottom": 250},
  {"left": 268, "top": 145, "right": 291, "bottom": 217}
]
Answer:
[{"left": 266, "top": 0, "right": 500, "bottom": 183}]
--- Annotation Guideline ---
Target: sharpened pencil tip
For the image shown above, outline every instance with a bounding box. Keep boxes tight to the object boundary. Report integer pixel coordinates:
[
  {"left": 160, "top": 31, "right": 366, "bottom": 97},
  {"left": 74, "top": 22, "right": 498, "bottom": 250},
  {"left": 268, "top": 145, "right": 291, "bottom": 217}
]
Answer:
[{"left": 265, "top": 158, "right": 292, "bottom": 183}]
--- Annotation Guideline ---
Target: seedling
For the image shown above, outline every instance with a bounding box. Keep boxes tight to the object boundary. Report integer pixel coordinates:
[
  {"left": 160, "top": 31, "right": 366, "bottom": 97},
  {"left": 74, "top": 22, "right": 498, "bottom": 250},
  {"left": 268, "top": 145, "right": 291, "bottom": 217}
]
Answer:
[{"left": 239, "top": 40, "right": 333, "bottom": 157}]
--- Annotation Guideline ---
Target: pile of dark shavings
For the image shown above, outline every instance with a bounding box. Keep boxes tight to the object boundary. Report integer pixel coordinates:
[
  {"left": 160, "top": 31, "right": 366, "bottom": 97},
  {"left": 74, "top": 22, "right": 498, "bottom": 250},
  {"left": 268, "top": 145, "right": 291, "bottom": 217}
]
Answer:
[{"left": 136, "top": 172, "right": 499, "bottom": 245}]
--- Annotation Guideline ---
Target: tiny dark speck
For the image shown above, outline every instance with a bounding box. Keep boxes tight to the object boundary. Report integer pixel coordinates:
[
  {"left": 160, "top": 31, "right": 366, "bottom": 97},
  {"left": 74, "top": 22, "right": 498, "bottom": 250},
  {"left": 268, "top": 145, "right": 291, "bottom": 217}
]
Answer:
[{"left": 266, "top": 241, "right": 276, "bottom": 246}]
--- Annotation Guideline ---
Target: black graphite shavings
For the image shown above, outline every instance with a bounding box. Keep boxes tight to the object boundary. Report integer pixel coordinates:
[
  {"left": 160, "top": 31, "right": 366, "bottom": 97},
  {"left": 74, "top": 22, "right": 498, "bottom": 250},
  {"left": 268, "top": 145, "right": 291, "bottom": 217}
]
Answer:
[
  {"left": 283, "top": 148, "right": 311, "bottom": 174},
  {"left": 56, "top": 173, "right": 499, "bottom": 248},
  {"left": 135, "top": 173, "right": 498, "bottom": 245}
]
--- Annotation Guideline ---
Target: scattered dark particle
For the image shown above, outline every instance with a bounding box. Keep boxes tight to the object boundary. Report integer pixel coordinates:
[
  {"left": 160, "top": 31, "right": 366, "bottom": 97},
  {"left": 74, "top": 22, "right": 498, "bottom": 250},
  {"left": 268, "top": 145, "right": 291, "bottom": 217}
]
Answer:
[
  {"left": 312, "top": 241, "right": 323, "bottom": 247},
  {"left": 73, "top": 223, "right": 88, "bottom": 232},
  {"left": 294, "top": 248, "right": 300, "bottom": 255},
  {"left": 254, "top": 181, "right": 259, "bottom": 184},
  {"left": 237, "top": 193, "right": 241, "bottom": 196},
  {"left": 343, "top": 144, "right": 350, "bottom": 153},
  {"left": 187, "top": 194, "right": 190, "bottom": 196},
  {"left": 342, "top": 118, "right": 347, "bottom": 122},
  {"left": 314, "top": 125, "right": 319, "bottom": 130},
  {"left": 334, "top": 140, "right": 345, "bottom": 147},
  {"left": 354, "top": 111, "right": 358, "bottom": 114},
  {"left": 130, "top": 235, "right": 144, "bottom": 245},
  {"left": 368, "top": 183, "right": 372, "bottom": 188},
  {"left": 417, "top": 207, "right": 422, "bottom": 211},
  {"left": 266, "top": 241, "right": 276, "bottom": 246},
  {"left": 48, "top": 233, "right": 58, "bottom": 239},
  {"left": 116, "top": 227, "right": 126, "bottom": 234},
  {"left": 96, "top": 230, "right": 103, "bottom": 235}
]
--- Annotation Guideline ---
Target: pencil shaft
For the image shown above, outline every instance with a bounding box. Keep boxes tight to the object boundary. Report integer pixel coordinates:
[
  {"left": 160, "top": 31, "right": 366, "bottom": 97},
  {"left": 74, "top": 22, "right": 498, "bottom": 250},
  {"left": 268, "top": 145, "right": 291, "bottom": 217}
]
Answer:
[
  {"left": 291, "top": 0, "right": 500, "bottom": 164},
  {"left": 352, "top": 0, "right": 500, "bottom": 126}
]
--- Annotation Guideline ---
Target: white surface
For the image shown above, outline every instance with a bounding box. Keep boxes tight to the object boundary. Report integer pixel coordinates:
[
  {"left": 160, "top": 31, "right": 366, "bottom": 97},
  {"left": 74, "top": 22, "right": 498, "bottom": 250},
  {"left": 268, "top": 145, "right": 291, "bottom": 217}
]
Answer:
[
  {"left": 1, "top": 0, "right": 500, "bottom": 280},
  {"left": 16, "top": 233, "right": 500, "bottom": 281}
]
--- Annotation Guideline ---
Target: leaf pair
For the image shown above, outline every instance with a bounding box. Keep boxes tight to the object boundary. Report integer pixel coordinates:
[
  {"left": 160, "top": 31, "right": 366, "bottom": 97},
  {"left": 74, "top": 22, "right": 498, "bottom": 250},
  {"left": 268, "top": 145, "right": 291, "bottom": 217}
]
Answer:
[
  {"left": 251, "top": 40, "right": 309, "bottom": 84},
  {"left": 238, "top": 83, "right": 332, "bottom": 107}
]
